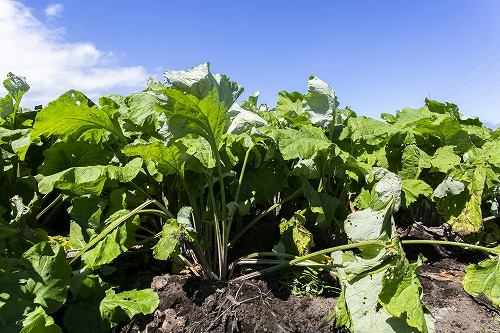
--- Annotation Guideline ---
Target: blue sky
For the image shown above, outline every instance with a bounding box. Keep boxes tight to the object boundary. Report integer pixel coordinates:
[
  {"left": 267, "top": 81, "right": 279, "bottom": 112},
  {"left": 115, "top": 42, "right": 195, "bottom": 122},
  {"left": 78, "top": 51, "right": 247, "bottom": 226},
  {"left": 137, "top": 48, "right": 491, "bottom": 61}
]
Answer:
[{"left": 2, "top": 1, "right": 500, "bottom": 127}]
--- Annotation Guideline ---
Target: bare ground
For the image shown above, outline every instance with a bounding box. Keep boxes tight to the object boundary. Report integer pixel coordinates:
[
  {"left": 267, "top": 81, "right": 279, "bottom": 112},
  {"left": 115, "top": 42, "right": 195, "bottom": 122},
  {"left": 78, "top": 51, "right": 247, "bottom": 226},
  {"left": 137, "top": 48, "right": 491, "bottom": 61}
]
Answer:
[{"left": 114, "top": 256, "right": 499, "bottom": 333}]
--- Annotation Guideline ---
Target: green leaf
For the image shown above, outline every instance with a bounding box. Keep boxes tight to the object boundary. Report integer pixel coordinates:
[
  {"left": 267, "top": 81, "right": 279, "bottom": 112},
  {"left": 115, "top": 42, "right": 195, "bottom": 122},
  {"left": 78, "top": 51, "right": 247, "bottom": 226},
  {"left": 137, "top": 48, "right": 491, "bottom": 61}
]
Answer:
[
  {"left": 411, "top": 115, "right": 473, "bottom": 155},
  {"left": 38, "top": 140, "right": 114, "bottom": 176},
  {"left": 124, "top": 141, "right": 183, "bottom": 176},
  {"left": 304, "top": 180, "right": 340, "bottom": 227},
  {"left": 0, "top": 302, "right": 61, "bottom": 333},
  {"left": 63, "top": 274, "right": 111, "bottom": 333},
  {"left": 340, "top": 116, "right": 401, "bottom": 147},
  {"left": 437, "top": 167, "right": 485, "bottom": 234},
  {"left": 303, "top": 76, "right": 339, "bottom": 128},
  {"left": 37, "top": 157, "right": 142, "bottom": 195},
  {"left": 274, "top": 212, "right": 314, "bottom": 256},
  {"left": 402, "top": 179, "right": 433, "bottom": 206},
  {"left": 226, "top": 104, "right": 268, "bottom": 134},
  {"left": 258, "top": 125, "right": 331, "bottom": 160},
  {"left": 344, "top": 200, "right": 396, "bottom": 242},
  {"left": 162, "top": 62, "right": 243, "bottom": 108},
  {"left": 20, "top": 241, "right": 71, "bottom": 313},
  {"left": 100, "top": 92, "right": 159, "bottom": 134},
  {"left": 433, "top": 176, "right": 465, "bottom": 198},
  {"left": 81, "top": 211, "right": 141, "bottom": 269},
  {"left": 153, "top": 220, "right": 182, "bottom": 260},
  {"left": 333, "top": 261, "right": 416, "bottom": 332},
  {"left": 237, "top": 166, "right": 287, "bottom": 204},
  {"left": 31, "top": 90, "right": 127, "bottom": 144},
  {"left": 0, "top": 241, "right": 71, "bottom": 322},
  {"left": 463, "top": 256, "right": 500, "bottom": 308},
  {"left": 373, "top": 168, "right": 402, "bottom": 210},
  {"left": 399, "top": 145, "right": 431, "bottom": 180},
  {"left": 380, "top": 255, "right": 434, "bottom": 333},
  {"left": 274, "top": 91, "right": 307, "bottom": 125},
  {"left": 339, "top": 244, "right": 395, "bottom": 280},
  {"left": 3, "top": 73, "right": 30, "bottom": 105},
  {"left": 64, "top": 275, "right": 157, "bottom": 333},
  {"left": 100, "top": 288, "right": 159, "bottom": 327},
  {"left": 157, "top": 87, "right": 227, "bottom": 149},
  {"left": 430, "top": 146, "right": 461, "bottom": 174}
]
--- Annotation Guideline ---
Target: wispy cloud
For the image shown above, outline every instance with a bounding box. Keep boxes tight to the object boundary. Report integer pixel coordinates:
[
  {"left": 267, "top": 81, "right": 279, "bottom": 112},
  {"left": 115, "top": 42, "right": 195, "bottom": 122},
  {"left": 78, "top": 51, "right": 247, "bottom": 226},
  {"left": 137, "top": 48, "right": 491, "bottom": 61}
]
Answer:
[
  {"left": 0, "top": 0, "right": 150, "bottom": 107},
  {"left": 44, "top": 3, "right": 63, "bottom": 17}
]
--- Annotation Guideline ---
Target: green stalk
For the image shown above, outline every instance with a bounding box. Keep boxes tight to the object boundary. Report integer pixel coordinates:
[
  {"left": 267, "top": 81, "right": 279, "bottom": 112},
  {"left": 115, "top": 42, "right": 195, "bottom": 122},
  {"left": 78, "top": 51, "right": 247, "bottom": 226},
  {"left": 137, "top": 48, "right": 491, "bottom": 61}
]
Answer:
[
  {"left": 401, "top": 239, "right": 499, "bottom": 255},
  {"left": 235, "top": 239, "right": 499, "bottom": 281},
  {"left": 212, "top": 145, "right": 229, "bottom": 280},
  {"left": 208, "top": 174, "right": 223, "bottom": 278},
  {"left": 36, "top": 193, "right": 63, "bottom": 221},
  {"left": 235, "top": 240, "right": 383, "bottom": 281},
  {"left": 228, "top": 188, "right": 303, "bottom": 247},
  {"left": 137, "top": 209, "right": 170, "bottom": 218},
  {"left": 225, "top": 144, "right": 253, "bottom": 250}
]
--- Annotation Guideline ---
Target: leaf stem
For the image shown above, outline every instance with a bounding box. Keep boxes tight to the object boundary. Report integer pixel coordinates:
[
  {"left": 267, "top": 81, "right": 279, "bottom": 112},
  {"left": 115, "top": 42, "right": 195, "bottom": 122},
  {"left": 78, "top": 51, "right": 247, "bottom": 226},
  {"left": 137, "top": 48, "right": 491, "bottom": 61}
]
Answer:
[
  {"left": 36, "top": 193, "right": 63, "bottom": 221},
  {"left": 401, "top": 239, "right": 499, "bottom": 255},
  {"left": 235, "top": 240, "right": 382, "bottom": 281}
]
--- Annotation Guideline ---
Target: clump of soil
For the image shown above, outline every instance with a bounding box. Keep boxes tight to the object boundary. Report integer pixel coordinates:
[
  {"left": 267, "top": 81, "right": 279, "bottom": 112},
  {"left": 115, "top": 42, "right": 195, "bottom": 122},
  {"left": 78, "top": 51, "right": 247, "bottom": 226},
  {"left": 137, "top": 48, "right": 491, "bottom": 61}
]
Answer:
[
  {"left": 119, "top": 275, "right": 337, "bottom": 333},
  {"left": 116, "top": 255, "right": 499, "bottom": 333}
]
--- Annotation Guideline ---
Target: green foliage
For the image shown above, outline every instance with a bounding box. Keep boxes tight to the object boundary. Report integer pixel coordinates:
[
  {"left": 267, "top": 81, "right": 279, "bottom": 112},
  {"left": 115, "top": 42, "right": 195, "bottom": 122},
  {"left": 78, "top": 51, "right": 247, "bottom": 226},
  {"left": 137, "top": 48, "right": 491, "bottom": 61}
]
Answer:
[
  {"left": 1, "top": 65, "right": 499, "bottom": 333},
  {"left": 463, "top": 255, "right": 500, "bottom": 307}
]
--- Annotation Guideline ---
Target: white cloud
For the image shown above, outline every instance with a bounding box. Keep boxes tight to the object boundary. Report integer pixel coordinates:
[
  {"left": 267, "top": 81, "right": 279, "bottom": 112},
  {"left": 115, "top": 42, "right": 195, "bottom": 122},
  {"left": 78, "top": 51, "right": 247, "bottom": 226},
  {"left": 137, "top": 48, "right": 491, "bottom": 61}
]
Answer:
[
  {"left": 0, "top": 0, "right": 150, "bottom": 107},
  {"left": 44, "top": 3, "right": 63, "bottom": 17}
]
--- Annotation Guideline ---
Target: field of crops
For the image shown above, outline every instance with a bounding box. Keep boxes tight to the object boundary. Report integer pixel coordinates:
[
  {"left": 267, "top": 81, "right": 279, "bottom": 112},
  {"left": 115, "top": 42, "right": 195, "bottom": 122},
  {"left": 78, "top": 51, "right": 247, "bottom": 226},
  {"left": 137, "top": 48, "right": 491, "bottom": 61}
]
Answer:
[{"left": 1, "top": 63, "right": 499, "bottom": 332}]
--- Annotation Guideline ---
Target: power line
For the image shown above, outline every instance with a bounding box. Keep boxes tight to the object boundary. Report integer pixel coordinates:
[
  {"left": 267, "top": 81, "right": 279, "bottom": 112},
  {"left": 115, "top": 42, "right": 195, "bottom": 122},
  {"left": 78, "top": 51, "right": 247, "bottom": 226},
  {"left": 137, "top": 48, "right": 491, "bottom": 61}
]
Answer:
[
  {"left": 457, "top": 83, "right": 500, "bottom": 104},
  {"left": 444, "top": 55, "right": 500, "bottom": 100},
  {"left": 440, "top": 39, "right": 500, "bottom": 95}
]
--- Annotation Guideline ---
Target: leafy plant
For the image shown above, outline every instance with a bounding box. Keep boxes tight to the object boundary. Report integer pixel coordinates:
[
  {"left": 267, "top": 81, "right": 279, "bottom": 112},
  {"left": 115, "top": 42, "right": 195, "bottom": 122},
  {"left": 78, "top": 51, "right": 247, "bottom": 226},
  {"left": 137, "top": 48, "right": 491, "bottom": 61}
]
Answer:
[{"left": 0, "top": 64, "right": 499, "bottom": 333}]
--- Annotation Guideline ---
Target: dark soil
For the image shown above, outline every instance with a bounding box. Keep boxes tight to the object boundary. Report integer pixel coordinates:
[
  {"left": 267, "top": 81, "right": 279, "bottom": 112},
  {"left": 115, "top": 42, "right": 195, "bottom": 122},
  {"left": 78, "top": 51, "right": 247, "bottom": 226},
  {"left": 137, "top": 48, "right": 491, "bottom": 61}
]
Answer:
[
  {"left": 114, "top": 255, "right": 499, "bottom": 333},
  {"left": 419, "top": 258, "right": 499, "bottom": 333}
]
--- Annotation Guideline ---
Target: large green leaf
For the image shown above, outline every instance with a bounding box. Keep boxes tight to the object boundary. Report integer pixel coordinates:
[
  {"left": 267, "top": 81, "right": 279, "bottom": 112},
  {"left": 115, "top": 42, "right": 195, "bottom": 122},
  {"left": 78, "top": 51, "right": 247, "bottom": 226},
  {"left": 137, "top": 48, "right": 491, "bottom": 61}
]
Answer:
[
  {"left": 38, "top": 140, "right": 114, "bottom": 176},
  {"left": 462, "top": 256, "right": 500, "bottom": 308},
  {"left": 410, "top": 115, "right": 473, "bottom": 155},
  {"left": 31, "top": 90, "right": 127, "bottom": 144},
  {"left": 226, "top": 104, "right": 268, "bottom": 134},
  {"left": 0, "top": 302, "right": 61, "bottom": 333},
  {"left": 80, "top": 211, "right": 141, "bottom": 269},
  {"left": 258, "top": 125, "right": 332, "bottom": 160},
  {"left": 437, "top": 168, "right": 485, "bottom": 234},
  {"left": 19, "top": 241, "right": 71, "bottom": 313},
  {"left": 0, "top": 241, "right": 71, "bottom": 323},
  {"left": 123, "top": 142, "right": 184, "bottom": 176},
  {"left": 430, "top": 146, "right": 461, "bottom": 174},
  {"left": 161, "top": 62, "right": 243, "bottom": 108},
  {"left": 302, "top": 76, "right": 339, "bottom": 128},
  {"left": 100, "top": 288, "right": 159, "bottom": 327},
  {"left": 399, "top": 145, "right": 431, "bottom": 180},
  {"left": 340, "top": 116, "right": 402, "bottom": 147},
  {"left": 63, "top": 274, "right": 158, "bottom": 333},
  {"left": 344, "top": 203, "right": 396, "bottom": 242},
  {"left": 402, "top": 179, "right": 433, "bottom": 206},
  {"left": 333, "top": 250, "right": 426, "bottom": 333},
  {"left": 156, "top": 87, "right": 227, "bottom": 148},
  {"left": 99, "top": 92, "right": 159, "bottom": 134},
  {"left": 3, "top": 73, "right": 30, "bottom": 106},
  {"left": 380, "top": 255, "right": 433, "bottom": 333},
  {"left": 37, "top": 157, "right": 142, "bottom": 195}
]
